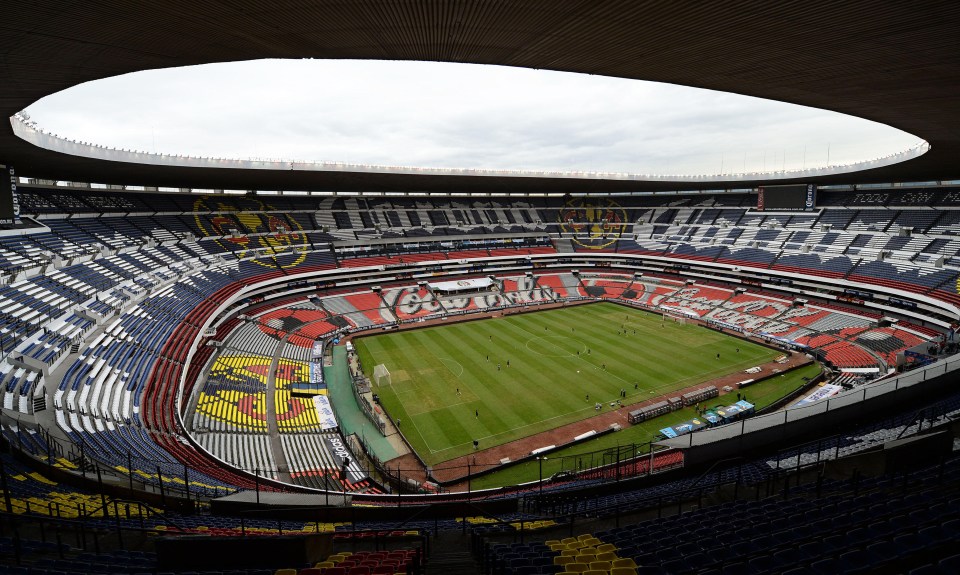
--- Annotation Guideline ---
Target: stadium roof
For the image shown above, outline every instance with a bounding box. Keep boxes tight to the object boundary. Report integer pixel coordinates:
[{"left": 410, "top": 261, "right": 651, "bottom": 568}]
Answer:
[{"left": 1, "top": 1, "right": 959, "bottom": 194}]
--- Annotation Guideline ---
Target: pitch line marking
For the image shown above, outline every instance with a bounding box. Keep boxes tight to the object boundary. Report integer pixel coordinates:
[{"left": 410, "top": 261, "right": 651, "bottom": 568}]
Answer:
[
  {"left": 437, "top": 357, "right": 464, "bottom": 378},
  {"left": 512, "top": 321, "right": 632, "bottom": 386},
  {"left": 428, "top": 403, "right": 614, "bottom": 456},
  {"left": 390, "top": 304, "right": 778, "bottom": 457},
  {"left": 523, "top": 335, "right": 587, "bottom": 357},
  {"left": 427, "top": 349, "right": 776, "bottom": 455}
]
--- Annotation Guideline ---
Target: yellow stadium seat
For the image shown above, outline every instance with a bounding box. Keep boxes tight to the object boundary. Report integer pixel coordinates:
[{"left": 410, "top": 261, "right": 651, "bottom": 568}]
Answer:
[
  {"left": 583, "top": 538, "right": 602, "bottom": 547},
  {"left": 610, "top": 567, "right": 637, "bottom": 575},
  {"left": 546, "top": 540, "right": 561, "bottom": 547},
  {"left": 576, "top": 553, "right": 596, "bottom": 564},
  {"left": 596, "top": 552, "right": 618, "bottom": 562},
  {"left": 275, "top": 569, "right": 298, "bottom": 575},
  {"left": 28, "top": 472, "right": 58, "bottom": 486},
  {"left": 554, "top": 556, "right": 575, "bottom": 566},
  {"left": 596, "top": 544, "right": 617, "bottom": 553},
  {"left": 561, "top": 537, "right": 578, "bottom": 545},
  {"left": 564, "top": 564, "right": 589, "bottom": 574},
  {"left": 314, "top": 562, "right": 334, "bottom": 570},
  {"left": 589, "top": 561, "right": 611, "bottom": 572},
  {"left": 561, "top": 549, "right": 579, "bottom": 557},
  {"left": 584, "top": 570, "right": 606, "bottom": 575},
  {"left": 612, "top": 558, "right": 637, "bottom": 569}
]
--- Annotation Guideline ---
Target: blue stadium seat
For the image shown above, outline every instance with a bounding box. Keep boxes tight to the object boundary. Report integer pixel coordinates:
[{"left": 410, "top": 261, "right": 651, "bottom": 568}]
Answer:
[
  {"left": 939, "top": 554, "right": 960, "bottom": 571},
  {"left": 809, "top": 557, "right": 842, "bottom": 575},
  {"left": 771, "top": 548, "right": 803, "bottom": 572},
  {"left": 746, "top": 554, "right": 775, "bottom": 575}
]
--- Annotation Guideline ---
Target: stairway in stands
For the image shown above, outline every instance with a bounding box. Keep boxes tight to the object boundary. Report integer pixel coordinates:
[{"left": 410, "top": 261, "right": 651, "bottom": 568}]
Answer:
[
  {"left": 428, "top": 533, "right": 482, "bottom": 575},
  {"left": 554, "top": 238, "right": 576, "bottom": 253}
]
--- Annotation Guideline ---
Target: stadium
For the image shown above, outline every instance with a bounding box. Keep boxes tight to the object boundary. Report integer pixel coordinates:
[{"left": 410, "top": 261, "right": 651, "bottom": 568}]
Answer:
[{"left": 2, "top": 2, "right": 960, "bottom": 574}]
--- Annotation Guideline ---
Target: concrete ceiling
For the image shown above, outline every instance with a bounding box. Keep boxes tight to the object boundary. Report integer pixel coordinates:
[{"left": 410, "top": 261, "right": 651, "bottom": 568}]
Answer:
[{"left": 1, "top": 1, "right": 959, "bottom": 193}]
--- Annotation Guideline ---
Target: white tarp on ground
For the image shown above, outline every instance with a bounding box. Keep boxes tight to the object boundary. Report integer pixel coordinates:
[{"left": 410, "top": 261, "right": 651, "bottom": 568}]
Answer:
[
  {"left": 793, "top": 384, "right": 843, "bottom": 407},
  {"left": 313, "top": 395, "right": 339, "bottom": 430},
  {"left": 429, "top": 277, "right": 496, "bottom": 292}
]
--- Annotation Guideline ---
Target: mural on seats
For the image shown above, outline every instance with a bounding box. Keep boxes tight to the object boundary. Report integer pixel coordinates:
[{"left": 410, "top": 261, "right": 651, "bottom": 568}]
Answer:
[
  {"left": 558, "top": 197, "right": 627, "bottom": 249},
  {"left": 195, "top": 354, "right": 317, "bottom": 431},
  {"left": 193, "top": 196, "right": 308, "bottom": 268}
]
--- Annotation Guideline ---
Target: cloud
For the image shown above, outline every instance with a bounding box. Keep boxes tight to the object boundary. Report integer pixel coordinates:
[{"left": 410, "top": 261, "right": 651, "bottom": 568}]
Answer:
[{"left": 24, "top": 59, "right": 921, "bottom": 175}]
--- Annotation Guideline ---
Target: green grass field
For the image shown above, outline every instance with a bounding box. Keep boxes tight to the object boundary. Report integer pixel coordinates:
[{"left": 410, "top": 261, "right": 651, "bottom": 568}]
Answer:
[
  {"left": 355, "top": 302, "right": 782, "bottom": 465},
  {"left": 470, "top": 361, "right": 821, "bottom": 488}
]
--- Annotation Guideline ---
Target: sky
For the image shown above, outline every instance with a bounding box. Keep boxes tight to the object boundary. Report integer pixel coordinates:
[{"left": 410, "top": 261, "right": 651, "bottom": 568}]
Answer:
[{"left": 22, "top": 59, "right": 923, "bottom": 176}]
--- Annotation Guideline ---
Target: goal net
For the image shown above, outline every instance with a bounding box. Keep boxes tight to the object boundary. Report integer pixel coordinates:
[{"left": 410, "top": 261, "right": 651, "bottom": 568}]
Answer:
[
  {"left": 373, "top": 364, "right": 391, "bottom": 386},
  {"left": 663, "top": 313, "right": 686, "bottom": 324}
]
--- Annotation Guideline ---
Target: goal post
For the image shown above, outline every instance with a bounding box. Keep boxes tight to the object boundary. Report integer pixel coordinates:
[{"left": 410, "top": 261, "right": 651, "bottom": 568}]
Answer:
[
  {"left": 663, "top": 312, "right": 686, "bottom": 324},
  {"left": 373, "top": 364, "right": 391, "bottom": 386}
]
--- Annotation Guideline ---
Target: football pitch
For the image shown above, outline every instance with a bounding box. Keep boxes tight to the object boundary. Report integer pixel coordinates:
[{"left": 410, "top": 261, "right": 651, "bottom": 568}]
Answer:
[{"left": 354, "top": 302, "right": 778, "bottom": 465}]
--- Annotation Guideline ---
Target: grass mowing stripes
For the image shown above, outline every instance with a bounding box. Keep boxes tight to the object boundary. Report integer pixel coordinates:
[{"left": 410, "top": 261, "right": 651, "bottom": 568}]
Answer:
[
  {"left": 354, "top": 302, "right": 779, "bottom": 465},
  {"left": 470, "top": 361, "right": 823, "bottom": 489}
]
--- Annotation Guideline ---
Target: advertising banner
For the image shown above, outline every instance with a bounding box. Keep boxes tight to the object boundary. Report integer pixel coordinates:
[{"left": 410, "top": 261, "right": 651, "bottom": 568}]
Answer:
[
  {"left": 715, "top": 400, "right": 755, "bottom": 422},
  {"left": 322, "top": 435, "right": 367, "bottom": 482},
  {"left": 793, "top": 384, "right": 843, "bottom": 407},
  {"left": 313, "top": 395, "right": 339, "bottom": 430},
  {"left": 429, "top": 277, "right": 496, "bottom": 291},
  {"left": 660, "top": 417, "right": 709, "bottom": 439}
]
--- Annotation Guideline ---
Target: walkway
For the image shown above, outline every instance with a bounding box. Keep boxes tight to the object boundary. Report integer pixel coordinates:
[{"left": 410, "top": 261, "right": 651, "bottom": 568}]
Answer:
[
  {"left": 264, "top": 331, "right": 292, "bottom": 483},
  {"left": 326, "top": 345, "right": 400, "bottom": 462}
]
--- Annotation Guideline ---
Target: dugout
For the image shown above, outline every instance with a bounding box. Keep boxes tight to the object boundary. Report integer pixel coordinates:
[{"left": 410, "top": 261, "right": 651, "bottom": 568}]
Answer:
[
  {"left": 628, "top": 400, "right": 671, "bottom": 424},
  {"left": 682, "top": 385, "right": 718, "bottom": 406}
]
